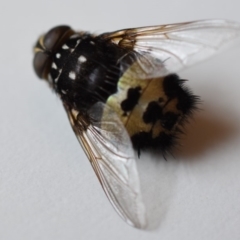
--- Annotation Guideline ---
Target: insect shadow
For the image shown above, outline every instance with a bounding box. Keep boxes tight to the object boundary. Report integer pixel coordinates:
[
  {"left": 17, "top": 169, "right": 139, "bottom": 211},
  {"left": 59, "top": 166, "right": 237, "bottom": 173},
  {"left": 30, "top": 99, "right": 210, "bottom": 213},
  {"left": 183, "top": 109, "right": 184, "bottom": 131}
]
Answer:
[
  {"left": 174, "top": 107, "right": 239, "bottom": 159},
  {"left": 136, "top": 106, "right": 239, "bottom": 230}
]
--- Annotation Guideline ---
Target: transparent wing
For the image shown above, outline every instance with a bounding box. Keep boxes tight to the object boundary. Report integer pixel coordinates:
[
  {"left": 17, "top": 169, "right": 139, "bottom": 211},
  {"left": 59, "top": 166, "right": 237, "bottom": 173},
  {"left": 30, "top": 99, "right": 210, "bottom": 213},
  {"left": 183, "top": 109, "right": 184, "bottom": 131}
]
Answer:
[
  {"left": 64, "top": 102, "right": 146, "bottom": 228},
  {"left": 102, "top": 19, "right": 240, "bottom": 78}
]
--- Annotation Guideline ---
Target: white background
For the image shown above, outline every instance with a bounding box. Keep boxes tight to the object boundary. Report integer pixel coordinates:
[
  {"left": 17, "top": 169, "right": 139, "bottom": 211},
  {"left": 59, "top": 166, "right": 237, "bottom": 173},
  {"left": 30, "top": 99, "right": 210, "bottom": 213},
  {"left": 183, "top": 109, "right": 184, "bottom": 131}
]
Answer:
[{"left": 1, "top": 0, "right": 240, "bottom": 239}]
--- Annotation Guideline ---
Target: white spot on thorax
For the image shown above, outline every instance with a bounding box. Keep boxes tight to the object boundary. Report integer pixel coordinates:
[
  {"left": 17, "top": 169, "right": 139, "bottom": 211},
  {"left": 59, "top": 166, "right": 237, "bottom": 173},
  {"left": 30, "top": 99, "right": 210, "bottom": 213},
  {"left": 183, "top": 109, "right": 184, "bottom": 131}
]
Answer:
[
  {"left": 78, "top": 55, "right": 87, "bottom": 63},
  {"left": 76, "top": 39, "right": 81, "bottom": 45},
  {"left": 51, "top": 62, "right": 57, "bottom": 69},
  {"left": 69, "top": 71, "right": 76, "bottom": 80},
  {"left": 55, "top": 69, "right": 62, "bottom": 83},
  {"left": 61, "top": 89, "right": 67, "bottom": 94},
  {"left": 71, "top": 109, "right": 79, "bottom": 118},
  {"left": 70, "top": 34, "right": 80, "bottom": 39},
  {"left": 62, "top": 44, "right": 69, "bottom": 49},
  {"left": 90, "top": 41, "right": 95, "bottom": 45},
  {"left": 56, "top": 53, "right": 61, "bottom": 58}
]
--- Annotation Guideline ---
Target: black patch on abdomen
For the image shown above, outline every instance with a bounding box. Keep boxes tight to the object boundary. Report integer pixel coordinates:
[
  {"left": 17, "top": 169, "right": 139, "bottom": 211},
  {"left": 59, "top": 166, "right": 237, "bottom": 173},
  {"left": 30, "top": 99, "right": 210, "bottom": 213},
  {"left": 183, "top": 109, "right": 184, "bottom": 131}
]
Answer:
[
  {"left": 121, "top": 86, "right": 141, "bottom": 113},
  {"left": 143, "top": 102, "right": 179, "bottom": 130},
  {"left": 143, "top": 101, "right": 162, "bottom": 124},
  {"left": 161, "top": 112, "right": 179, "bottom": 131}
]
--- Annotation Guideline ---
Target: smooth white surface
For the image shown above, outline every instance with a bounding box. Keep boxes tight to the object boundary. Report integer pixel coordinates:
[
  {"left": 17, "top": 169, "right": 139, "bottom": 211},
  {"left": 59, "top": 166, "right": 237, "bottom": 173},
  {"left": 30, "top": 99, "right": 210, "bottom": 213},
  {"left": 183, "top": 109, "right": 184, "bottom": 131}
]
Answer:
[{"left": 0, "top": 0, "right": 240, "bottom": 239}]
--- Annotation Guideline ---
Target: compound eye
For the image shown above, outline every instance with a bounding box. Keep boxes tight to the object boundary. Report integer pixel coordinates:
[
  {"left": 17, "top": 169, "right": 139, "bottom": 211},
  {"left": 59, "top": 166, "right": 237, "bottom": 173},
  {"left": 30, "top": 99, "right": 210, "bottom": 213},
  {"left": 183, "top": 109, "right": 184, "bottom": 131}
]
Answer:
[
  {"left": 43, "top": 25, "right": 71, "bottom": 51},
  {"left": 33, "top": 25, "right": 73, "bottom": 79},
  {"left": 33, "top": 51, "right": 50, "bottom": 79}
]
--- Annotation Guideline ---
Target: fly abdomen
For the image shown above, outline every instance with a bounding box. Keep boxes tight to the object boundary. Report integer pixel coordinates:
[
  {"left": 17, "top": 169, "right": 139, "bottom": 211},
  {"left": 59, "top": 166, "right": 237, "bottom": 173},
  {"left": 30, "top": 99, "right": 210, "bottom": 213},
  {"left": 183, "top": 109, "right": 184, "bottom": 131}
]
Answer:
[{"left": 105, "top": 71, "right": 198, "bottom": 153}]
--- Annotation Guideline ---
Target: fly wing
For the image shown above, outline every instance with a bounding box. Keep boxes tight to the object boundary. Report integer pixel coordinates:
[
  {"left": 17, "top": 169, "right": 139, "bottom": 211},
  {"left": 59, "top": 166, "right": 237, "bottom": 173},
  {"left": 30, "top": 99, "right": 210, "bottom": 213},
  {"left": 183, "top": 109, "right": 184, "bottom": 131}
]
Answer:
[
  {"left": 102, "top": 19, "right": 240, "bottom": 78},
  {"left": 64, "top": 102, "right": 146, "bottom": 228}
]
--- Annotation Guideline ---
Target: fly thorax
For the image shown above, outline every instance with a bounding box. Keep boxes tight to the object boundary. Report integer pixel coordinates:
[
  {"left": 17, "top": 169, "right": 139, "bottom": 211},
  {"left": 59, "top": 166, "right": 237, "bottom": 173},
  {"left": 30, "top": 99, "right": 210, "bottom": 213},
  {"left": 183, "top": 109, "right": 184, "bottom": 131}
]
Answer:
[{"left": 54, "top": 36, "right": 130, "bottom": 111}]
